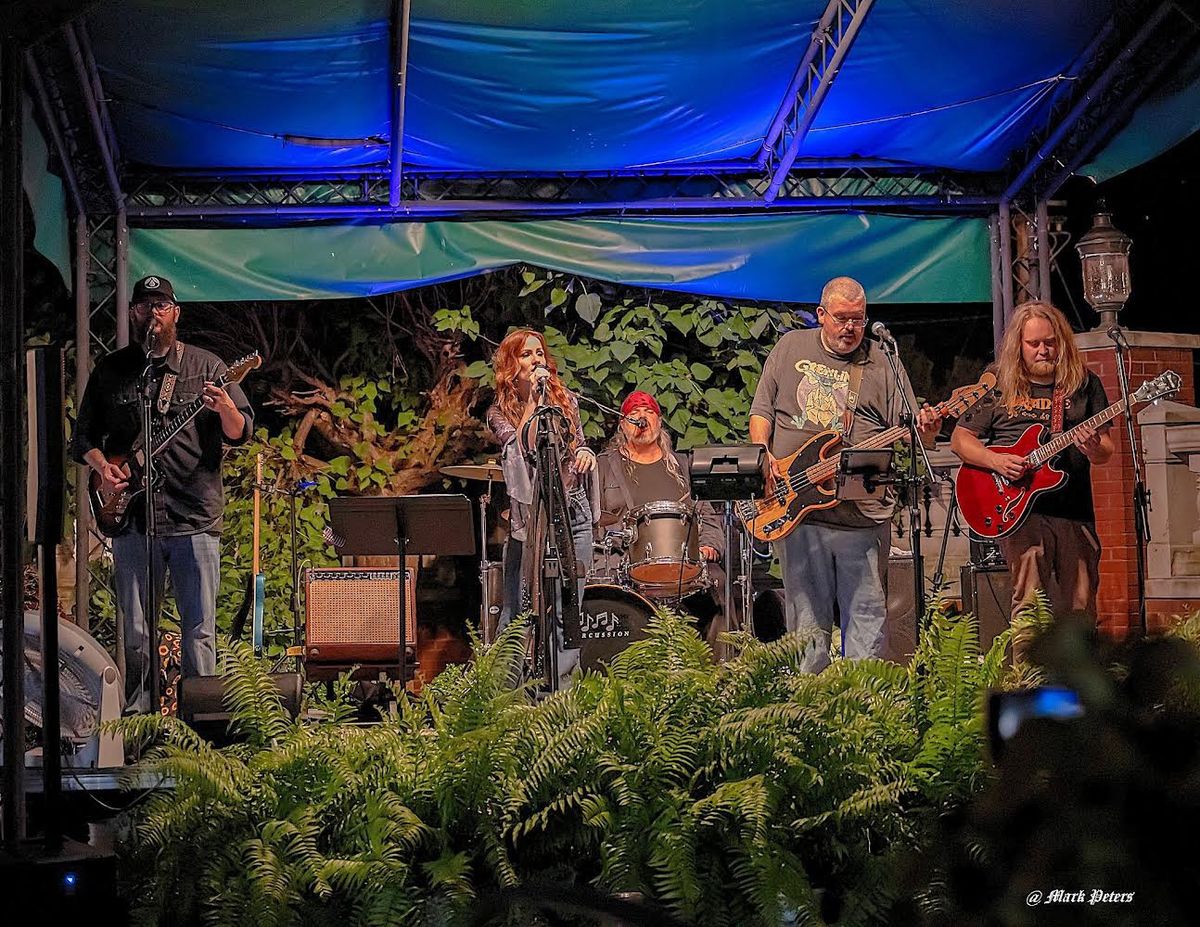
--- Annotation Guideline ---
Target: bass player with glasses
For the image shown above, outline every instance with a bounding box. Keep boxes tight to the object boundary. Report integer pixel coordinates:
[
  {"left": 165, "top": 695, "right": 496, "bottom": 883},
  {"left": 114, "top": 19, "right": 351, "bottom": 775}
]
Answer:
[{"left": 748, "top": 276, "right": 942, "bottom": 672}]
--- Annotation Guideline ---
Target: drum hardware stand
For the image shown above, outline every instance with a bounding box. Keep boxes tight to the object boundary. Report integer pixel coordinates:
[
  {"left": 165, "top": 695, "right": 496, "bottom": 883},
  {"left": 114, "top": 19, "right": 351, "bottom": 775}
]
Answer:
[
  {"left": 479, "top": 471, "right": 499, "bottom": 643},
  {"left": 689, "top": 445, "right": 766, "bottom": 637},
  {"left": 931, "top": 470, "right": 962, "bottom": 594},
  {"left": 1108, "top": 325, "right": 1150, "bottom": 635}
]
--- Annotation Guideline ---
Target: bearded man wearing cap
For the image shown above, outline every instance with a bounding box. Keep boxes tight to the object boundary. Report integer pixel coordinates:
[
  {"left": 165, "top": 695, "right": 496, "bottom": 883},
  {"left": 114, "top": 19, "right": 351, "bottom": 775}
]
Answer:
[
  {"left": 71, "top": 274, "right": 254, "bottom": 713},
  {"left": 595, "top": 390, "right": 726, "bottom": 642}
]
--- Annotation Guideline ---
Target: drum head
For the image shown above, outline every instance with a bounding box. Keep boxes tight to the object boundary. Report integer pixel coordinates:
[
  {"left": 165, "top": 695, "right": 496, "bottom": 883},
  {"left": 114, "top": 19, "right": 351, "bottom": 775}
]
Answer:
[{"left": 578, "top": 584, "right": 656, "bottom": 672}]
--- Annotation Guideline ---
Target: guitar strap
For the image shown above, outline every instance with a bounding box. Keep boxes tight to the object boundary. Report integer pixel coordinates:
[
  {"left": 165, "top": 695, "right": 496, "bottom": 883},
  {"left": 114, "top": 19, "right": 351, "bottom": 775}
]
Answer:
[
  {"left": 155, "top": 341, "right": 185, "bottom": 415},
  {"left": 1049, "top": 383, "right": 1066, "bottom": 437},
  {"left": 838, "top": 361, "right": 866, "bottom": 437}
]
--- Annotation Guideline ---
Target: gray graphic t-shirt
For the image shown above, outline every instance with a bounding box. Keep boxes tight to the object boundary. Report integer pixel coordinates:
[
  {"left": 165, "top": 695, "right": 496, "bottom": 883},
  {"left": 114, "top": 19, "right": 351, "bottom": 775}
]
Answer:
[{"left": 749, "top": 328, "right": 918, "bottom": 526}]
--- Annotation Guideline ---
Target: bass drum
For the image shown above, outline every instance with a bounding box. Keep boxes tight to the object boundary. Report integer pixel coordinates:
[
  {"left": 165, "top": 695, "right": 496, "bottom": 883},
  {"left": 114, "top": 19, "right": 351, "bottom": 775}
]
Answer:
[{"left": 578, "top": 584, "right": 656, "bottom": 672}]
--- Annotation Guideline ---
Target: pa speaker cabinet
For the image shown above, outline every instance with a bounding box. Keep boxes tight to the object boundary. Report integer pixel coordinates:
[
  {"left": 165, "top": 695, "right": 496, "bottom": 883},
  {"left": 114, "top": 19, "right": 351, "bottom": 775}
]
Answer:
[
  {"left": 304, "top": 567, "right": 416, "bottom": 664},
  {"left": 960, "top": 564, "right": 1012, "bottom": 651}
]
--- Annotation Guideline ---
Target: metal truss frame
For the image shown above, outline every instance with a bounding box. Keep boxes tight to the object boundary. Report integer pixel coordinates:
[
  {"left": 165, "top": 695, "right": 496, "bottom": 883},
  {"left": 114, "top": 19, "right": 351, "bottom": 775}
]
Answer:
[
  {"left": 122, "top": 164, "right": 995, "bottom": 222},
  {"left": 757, "top": 0, "right": 877, "bottom": 202}
]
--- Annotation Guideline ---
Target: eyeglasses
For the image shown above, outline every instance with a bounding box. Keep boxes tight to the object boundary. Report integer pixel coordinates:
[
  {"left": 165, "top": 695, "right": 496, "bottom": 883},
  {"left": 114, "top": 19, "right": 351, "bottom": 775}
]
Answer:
[
  {"left": 826, "top": 313, "right": 868, "bottom": 330},
  {"left": 132, "top": 301, "right": 176, "bottom": 314}
]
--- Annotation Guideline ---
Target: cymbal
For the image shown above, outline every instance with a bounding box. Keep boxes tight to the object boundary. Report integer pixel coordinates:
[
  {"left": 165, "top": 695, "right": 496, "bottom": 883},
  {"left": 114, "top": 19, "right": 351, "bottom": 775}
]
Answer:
[{"left": 441, "top": 461, "right": 505, "bottom": 483}]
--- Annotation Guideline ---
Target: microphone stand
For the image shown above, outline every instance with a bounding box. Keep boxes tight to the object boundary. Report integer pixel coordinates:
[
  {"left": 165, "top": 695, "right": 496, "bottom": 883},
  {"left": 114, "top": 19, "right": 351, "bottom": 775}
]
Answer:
[
  {"left": 1108, "top": 325, "right": 1150, "bottom": 635},
  {"left": 521, "top": 378, "right": 575, "bottom": 691},
  {"left": 138, "top": 347, "right": 161, "bottom": 715},
  {"left": 878, "top": 338, "right": 934, "bottom": 638}
]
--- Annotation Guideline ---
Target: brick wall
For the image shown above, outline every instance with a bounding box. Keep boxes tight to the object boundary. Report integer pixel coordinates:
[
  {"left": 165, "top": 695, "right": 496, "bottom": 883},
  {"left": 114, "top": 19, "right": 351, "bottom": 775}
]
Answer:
[{"left": 1077, "top": 335, "right": 1197, "bottom": 638}]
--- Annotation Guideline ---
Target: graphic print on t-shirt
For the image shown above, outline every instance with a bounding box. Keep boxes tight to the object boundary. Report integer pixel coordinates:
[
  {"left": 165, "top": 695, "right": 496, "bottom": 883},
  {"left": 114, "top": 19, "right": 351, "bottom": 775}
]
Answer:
[
  {"left": 1007, "top": 394, "right": 1076, "bottom": 423},
  {"left": 791, "top": 359, "right": 850, "bottom": 432}
]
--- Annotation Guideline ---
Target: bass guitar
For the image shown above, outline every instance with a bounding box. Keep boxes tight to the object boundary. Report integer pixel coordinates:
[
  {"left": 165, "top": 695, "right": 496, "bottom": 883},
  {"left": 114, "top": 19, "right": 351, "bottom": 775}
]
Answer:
[
  {"left": 955, "top": 370, "right": 1181, "bottom": 539},
  {"left": 88, "top": 352, "right": 262, "bottom": 537},
  {"left": 739, "top": 372, "right": 996, "bottom": 543}
]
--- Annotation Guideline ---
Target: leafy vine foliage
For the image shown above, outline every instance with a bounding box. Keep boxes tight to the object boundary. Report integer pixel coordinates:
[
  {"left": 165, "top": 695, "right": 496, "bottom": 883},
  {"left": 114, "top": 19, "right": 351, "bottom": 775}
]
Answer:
[
  {"left": 114, "top": 608, "right": 1009, "bottom": 927},
  {"left": 109, "top": 266, "right": 815, "bottom": 643}
]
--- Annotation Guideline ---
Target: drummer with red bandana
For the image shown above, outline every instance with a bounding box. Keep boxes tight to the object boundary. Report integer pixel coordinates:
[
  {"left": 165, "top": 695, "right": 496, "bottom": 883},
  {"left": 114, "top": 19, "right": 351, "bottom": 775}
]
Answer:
[{"left": 595, "top": 390, "right": 726, "bottom": 641}]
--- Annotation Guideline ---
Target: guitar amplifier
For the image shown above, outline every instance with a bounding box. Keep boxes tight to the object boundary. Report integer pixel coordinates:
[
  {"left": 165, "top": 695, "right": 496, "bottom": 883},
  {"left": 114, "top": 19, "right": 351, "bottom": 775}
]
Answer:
[
  {"left": 304, "top": 568, "right": 416, "bottom": 664},
  {"left": 960, "top": 564, "right": 1012, "bottom": 652}
]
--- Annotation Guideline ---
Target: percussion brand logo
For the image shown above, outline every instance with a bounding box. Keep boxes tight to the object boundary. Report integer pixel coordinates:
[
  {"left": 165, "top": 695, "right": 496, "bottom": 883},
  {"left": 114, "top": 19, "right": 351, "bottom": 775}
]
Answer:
[{"left": 580, "top": 609, "right": 629, "bottom": 639}]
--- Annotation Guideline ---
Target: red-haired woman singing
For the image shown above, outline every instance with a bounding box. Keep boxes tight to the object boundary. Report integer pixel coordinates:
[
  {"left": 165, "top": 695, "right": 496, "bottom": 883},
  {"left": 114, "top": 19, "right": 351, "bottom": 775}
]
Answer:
[{"left": 486, "top": 329, "right": 596, "bottom": 684}]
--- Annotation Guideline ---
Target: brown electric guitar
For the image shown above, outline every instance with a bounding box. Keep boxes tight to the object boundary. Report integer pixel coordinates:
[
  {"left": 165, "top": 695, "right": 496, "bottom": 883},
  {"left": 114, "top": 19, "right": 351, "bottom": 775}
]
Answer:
[
  {"left": 88, "top": 352, "right": 262, "bottom": 536},
  {"left": 738, "top": 372, "right": 996, "bottom": 542}
]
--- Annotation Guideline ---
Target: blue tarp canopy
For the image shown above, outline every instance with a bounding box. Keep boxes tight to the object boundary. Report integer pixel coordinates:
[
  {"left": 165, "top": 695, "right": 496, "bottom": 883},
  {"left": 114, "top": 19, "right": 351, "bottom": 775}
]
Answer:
[{"left": 24, "top": 0, "right": 1200, "bottom": 302}]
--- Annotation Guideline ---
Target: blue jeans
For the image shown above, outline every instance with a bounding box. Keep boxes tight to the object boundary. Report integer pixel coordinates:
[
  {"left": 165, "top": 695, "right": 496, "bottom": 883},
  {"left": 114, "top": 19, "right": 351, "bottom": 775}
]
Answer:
[
  {"left": 776, "top": 521, "right": 889, "bottom": 673},
  {"left": 501, "top": 488, "right": 593, "bottom": 686},
  {"left": 113, "top": 532, "right": 220, "bottom": 712}
]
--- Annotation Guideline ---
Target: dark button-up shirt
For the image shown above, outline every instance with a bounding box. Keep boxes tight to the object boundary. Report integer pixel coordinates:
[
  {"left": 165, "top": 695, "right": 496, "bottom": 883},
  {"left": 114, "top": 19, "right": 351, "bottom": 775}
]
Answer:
[{"left": 71, "top": 343, "right": 254, "bottom": 536}]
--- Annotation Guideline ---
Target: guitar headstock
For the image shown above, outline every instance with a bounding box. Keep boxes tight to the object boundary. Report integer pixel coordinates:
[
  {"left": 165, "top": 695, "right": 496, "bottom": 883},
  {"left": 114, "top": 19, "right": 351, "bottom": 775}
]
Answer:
[
  {"left": 1132, "top": 370, "right": 1182, "bottom": 405},
  {"left": 938, "top": 371, "right": 997, "bottom": 417},
  {"left": 223, "top": 352, "right": 263, "bottom": 385}
]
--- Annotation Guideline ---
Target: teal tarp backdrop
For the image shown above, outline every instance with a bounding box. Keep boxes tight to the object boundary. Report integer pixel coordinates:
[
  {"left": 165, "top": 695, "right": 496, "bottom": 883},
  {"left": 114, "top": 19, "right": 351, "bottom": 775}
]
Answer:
[{"left": 131, "top": 214, "right": 991, "bottom": 304}]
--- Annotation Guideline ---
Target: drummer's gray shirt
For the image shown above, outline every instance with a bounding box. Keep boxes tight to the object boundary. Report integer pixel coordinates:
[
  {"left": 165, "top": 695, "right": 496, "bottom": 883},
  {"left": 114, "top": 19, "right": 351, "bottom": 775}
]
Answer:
[{"left": 749, "top": 328, "right": 918, "bottom": 527}]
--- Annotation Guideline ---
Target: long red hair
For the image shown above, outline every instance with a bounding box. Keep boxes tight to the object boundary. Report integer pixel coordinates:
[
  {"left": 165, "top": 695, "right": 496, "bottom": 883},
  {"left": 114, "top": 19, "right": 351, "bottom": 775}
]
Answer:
[{"left": 492, "top": 329, "right": 580, "bottom": 449}]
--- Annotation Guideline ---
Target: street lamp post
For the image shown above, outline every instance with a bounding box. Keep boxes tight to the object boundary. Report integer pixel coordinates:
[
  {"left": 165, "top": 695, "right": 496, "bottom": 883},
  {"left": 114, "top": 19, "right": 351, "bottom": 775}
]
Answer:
[{"left": 1076, "top": 201, "right": 1133, "bottom": 330}]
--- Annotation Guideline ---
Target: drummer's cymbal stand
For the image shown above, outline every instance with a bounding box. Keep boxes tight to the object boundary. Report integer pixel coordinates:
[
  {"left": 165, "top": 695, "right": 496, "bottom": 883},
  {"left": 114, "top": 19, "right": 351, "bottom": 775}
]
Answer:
[{"left": 479, "top": 471, "right": 499, "bottom": 644}]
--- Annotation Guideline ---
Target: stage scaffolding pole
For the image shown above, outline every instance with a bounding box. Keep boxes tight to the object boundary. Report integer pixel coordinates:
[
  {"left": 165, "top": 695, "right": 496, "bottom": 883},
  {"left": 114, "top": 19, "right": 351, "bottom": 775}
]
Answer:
[
  {"left": 989, "top": 213, "right": 1004, "bottom": 355},
  {"left": 1035, "top": 199, "right": 1052, "bottom": 302},
  {"left": 388, "top": 0, "right": 412, "bottom": 208},
  {"left": 115, "top": 207, "right": 129, "bottom": 346},
  {"left": 1, "top": 34, "right": 28, "bottom": 848},
  {"left": 998, "top": 200, "right": 1014, "bottom": 337},
  {"left": 75, "top": 215, "right": 92, "bottom": 629}
]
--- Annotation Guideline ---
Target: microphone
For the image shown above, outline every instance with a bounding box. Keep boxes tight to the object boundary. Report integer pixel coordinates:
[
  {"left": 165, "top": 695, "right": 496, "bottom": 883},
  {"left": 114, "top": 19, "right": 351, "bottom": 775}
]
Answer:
[
  {"left": 870, "top": 321, "right": 896, "bottom": 346},
  {"left": 321, "top": 526, "right": 345, "bottom": 550},
  {"left": 1106, "top": 325, "right": 1128, "bottom": 347},
  {"left": 626, "top": 416, "right": 648, "bottom": 428}
]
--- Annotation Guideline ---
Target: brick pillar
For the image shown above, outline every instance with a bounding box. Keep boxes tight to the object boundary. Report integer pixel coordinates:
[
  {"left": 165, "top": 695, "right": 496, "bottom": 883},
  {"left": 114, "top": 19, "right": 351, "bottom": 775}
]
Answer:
[{"left": 1075, "top": 331, "right": 1200, "bottom": 639}]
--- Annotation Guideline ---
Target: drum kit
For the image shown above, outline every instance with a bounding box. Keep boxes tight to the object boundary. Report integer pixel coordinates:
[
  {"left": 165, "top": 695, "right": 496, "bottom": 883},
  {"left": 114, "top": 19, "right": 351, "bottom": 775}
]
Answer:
[{"left": 441, "top": 462, "right": 715, "bottom": 672}]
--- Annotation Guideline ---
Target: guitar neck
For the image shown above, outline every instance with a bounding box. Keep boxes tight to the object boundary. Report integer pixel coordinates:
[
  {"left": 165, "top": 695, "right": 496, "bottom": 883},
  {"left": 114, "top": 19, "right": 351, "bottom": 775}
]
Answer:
[
  {"left": 150, "top": 373, "right": 230, "bottom": 454},
  {"left": 802, "top": 390, "right": 979, "bottom": 483},
  {"left": 1026, "top": 400, "right": 1127, "bottom": 467},
  {"left": 252, "top": 454, "right": 262, "bottom": 574}
]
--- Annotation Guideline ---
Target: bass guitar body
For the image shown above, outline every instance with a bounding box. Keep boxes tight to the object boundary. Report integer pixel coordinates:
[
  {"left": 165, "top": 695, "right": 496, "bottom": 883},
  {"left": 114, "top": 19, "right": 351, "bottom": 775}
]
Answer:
[
  {"left": 739, "top": 430, "right": 842, "bottom": 543},
  {"left": 954, "top": 424, "right": 1065, "bottom": 539}
]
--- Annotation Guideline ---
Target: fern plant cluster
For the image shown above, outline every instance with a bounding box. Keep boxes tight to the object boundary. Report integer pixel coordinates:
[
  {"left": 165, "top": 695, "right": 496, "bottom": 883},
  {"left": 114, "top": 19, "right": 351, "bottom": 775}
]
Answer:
[{"left": 115, "top": 605, "right": 1009, "bottom": 927}]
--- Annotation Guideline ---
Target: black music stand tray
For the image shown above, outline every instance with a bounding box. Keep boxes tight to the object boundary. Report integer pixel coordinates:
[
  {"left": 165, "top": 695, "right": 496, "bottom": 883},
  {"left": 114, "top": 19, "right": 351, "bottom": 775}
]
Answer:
[{"left": 328, "top": 495, "right": 475, "bottom": 684}]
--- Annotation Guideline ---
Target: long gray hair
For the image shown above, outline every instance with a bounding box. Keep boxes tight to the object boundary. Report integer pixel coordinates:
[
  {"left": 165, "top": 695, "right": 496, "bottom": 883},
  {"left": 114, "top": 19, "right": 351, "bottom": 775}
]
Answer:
[{"left": 607, "top": 425, "right": 689, "bottom": 494}]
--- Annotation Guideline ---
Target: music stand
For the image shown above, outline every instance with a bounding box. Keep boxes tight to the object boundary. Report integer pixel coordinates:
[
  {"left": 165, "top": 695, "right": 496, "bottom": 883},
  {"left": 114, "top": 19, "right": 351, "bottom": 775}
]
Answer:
[
  {"left": 836, "top": 448, "right": 894, "bottom": 501},
  {"left": 328, "top": 495, "right": 475, "bottom": 685}
]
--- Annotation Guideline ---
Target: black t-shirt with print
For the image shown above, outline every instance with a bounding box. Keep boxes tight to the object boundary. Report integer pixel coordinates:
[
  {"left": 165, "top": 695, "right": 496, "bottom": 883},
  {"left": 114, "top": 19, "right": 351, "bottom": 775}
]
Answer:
[{"left": 956, "top": 371, "right": 1109, "bottom": 523}]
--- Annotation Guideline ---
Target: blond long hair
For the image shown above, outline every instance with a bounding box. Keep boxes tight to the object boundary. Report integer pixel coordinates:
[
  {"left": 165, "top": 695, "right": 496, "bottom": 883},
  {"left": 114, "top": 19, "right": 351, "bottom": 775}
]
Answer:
[{"left": 996, "top": 301, "right": 1087, "bottom": 414}]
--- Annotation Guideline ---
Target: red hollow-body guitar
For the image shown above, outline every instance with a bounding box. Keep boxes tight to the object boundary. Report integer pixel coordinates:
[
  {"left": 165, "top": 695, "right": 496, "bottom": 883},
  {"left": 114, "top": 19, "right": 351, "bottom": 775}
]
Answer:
[{"left": 955, "top": 370, "right": 1181, "bottom": 539}]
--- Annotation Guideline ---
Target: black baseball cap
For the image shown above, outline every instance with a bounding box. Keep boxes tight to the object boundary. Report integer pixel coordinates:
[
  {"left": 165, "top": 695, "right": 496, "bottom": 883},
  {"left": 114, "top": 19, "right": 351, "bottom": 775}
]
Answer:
[{"left": 131, "top": 275, "right": 177, "bottom": 305}]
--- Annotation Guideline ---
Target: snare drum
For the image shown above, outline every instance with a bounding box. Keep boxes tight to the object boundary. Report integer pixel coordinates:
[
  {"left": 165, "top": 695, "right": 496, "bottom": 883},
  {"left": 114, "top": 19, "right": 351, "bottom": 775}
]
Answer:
[{"left": 624, "top": 500, "right": 703, "bottom": 596}]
